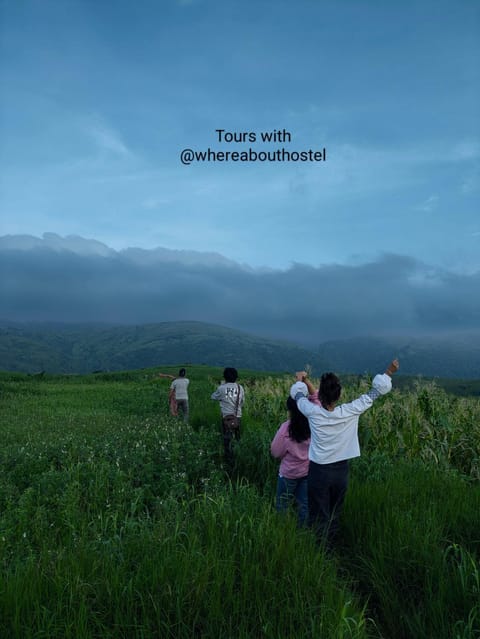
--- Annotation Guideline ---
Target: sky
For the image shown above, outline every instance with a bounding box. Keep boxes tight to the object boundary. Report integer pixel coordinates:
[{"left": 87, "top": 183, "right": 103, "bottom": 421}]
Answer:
[{"left": 0, "top": 0, "right": 479, "bottom": 341}]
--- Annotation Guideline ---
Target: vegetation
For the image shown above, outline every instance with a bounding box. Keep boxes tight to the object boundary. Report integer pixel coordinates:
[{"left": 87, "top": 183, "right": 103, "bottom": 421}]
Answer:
[
  {"left": 0, "top": 322, "right": 323, "bottom": 375},
  {"left": 2, "top": 321, "right": 480, "bottom": 380},
  {"left": 0, "top": 365, "right": 478, "bottom": 638}
]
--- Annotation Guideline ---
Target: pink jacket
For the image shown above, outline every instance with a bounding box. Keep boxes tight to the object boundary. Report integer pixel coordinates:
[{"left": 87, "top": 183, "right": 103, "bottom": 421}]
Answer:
[
  {"left": 270, "top": 393, "right": 318, "bottom": 479},
  {"left": 270, "top": 420, "right": 310, "bottom": 479}
]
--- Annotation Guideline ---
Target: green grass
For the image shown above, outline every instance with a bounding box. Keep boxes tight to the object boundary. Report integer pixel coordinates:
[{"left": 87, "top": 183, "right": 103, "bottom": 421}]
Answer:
[
  {"left": 343, "top": 463, "right": 480, "bottom": 639},
  {"left": 0, "top": 365, "right": 478, "bottom": 638}
]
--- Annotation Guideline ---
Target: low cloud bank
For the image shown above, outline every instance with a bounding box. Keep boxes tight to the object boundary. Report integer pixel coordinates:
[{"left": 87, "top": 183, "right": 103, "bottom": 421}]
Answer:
[{"left": 1, "top": 234, "right": 479, "bottom": 344}]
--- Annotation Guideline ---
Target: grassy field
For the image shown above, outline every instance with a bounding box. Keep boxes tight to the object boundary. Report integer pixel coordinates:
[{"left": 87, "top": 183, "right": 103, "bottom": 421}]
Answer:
[{"left": 0, "top": 365, "right": 479, "bottom": 638}]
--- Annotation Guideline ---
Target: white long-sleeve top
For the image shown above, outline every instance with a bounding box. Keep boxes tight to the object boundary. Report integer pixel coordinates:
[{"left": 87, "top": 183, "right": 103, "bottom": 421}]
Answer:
[{"left": 294, "top": 373, "right": 392, "bottom": 464}]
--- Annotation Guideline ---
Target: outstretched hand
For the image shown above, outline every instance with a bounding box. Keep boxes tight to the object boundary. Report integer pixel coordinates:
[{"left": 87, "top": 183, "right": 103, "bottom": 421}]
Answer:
[{"left": 385, "top": 359, "right": 399, "bottom": 376}]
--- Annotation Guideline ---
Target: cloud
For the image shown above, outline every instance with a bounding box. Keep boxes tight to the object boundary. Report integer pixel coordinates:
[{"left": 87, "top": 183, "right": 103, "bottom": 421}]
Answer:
[
  {"left": 415, "top": 194, "right": 438, "bottom": 212},
  {"left": 461, "top": 165, "right": 480, "bottom": 194},
  {"left": 85, "top": 116, "right": 130, "bottom": 157},
  {"left": 142, "top": 197, "right": 170, "bottom": 210},
  {"left": 452, "top": 140, "right": 480, "bottom": 162},
  {"left": 1, "top": 234, "right": 479, "bottom": 344}
]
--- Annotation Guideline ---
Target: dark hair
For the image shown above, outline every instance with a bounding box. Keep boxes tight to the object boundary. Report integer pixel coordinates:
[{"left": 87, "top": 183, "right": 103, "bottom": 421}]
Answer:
[
  {"left": 319, "top": 373, "right": 341, "bottom": 408},
  {"left": 223, "top": 367, "right": 238, "bottom": 383},
  {"left": 286, "top": 396, "right": 310, "bottom": 443},
  {"left": 178, "top": 368, "right": 186, "bottom": 377}
]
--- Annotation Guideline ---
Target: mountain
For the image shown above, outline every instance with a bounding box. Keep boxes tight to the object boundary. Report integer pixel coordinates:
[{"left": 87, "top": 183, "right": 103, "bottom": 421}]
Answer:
[
  {"left": 0, "top": 321, "right": 326, "bottom": 374},
  {"left": 1, "top": 320, "right": 479, "bottom": 379},
  {"left": 316, "top": 334, "right": 480, "bottom": 379}
]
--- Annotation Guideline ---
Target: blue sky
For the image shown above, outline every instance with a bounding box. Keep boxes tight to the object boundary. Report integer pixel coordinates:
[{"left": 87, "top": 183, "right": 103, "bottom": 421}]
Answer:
[{"left": 1, "top": 0, "right": 479, "bottom": 271}]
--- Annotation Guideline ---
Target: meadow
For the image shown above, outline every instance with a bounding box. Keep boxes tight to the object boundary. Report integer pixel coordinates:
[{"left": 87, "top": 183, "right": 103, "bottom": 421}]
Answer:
[{"left": 0, "top": 365, "right": 479, "bottom": 638}]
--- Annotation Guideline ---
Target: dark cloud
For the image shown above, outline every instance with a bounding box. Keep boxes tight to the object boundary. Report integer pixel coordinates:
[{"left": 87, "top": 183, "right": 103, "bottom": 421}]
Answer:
[{"left": 1, "top": 235, "right": 479, "bottom": 344}]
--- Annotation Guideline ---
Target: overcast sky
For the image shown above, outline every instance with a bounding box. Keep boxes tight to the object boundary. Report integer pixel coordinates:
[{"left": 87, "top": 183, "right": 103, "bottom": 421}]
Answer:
[{"left": 0, "top": 0, "right": 479, "bottom": 340}]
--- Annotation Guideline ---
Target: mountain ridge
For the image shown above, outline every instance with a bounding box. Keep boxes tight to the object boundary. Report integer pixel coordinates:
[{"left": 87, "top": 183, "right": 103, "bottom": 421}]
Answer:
[
  {"left": 0, "top": 320, "right": 327, "bottom": 375},
  {"left": 1, "top": 320, "right": 480, "bottom": 379}
]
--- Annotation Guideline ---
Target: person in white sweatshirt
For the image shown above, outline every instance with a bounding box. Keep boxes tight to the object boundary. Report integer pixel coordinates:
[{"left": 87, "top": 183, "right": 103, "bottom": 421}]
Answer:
[
  {"left": 170, "top": 368, "right": 190, "bottom": 421},
  {"left": 290, "top": 358, "right": 399, "bottom": 547}
]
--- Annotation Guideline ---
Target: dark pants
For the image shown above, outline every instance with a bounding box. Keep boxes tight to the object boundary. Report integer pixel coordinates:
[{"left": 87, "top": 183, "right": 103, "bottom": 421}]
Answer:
[
  {"left": 176, "top": 399, "right": 189, "bottom": 422},
  {"left": 222, "top": 418, "right": 241, "bottom": 466},
  {"left": 308, "top": 459, "right": 349, "bottom": 547}
]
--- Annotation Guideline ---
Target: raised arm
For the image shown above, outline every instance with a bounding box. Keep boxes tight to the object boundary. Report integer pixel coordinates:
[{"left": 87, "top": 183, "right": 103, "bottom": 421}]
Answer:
[
  {"left": 290, "top": 381, "right": 319, "bottom": 417},
  {"left": 295, "top": 371, "right": 317, "bottom": 396},
  {"left": 384, "top": 359, "right": 400, "bottom": 377},
  {"left": 341, "top": 359, "right": 399, "bottom": 414},
  {"left": 290, "top": 359, "right": 400, "bottom": 418}
]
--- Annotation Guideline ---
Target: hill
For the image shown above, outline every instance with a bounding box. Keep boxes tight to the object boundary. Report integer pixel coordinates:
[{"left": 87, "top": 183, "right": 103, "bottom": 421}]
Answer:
[
  {"left": 1, "top": 321, "right": 480, "bottom": 383},
  {"left": 316, "top": 334, "right": 480, "bottom": 379},
  {"left": 0, "top": 321, "right": 326, "bottom": 374}
]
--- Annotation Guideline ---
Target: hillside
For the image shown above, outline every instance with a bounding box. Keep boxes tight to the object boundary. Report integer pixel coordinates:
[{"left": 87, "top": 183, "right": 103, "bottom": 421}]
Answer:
[
  {"left": 0, "top": 321, "right": 326, "bottom": 374},
  {"left": 1, "top": 321, "right": 480, "bottom": 382},
  {"left": 316, "top": 334, "right": 480, "bottom": 379}
]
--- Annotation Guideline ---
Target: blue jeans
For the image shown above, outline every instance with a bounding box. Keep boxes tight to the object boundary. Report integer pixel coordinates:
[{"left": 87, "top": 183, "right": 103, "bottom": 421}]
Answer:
[{"left": 276, "top": 475, "right": 309, "bottom": 526}]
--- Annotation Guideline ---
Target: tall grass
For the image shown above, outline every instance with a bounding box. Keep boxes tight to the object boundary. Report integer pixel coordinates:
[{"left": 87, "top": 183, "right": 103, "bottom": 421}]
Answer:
[
  {"left": 342, "top": 463, "right": 480, "bottom": 639},
  {"left": 1, "top": 488, "right": 370, "bottom": 639},
  {"left": 0, "top": 367, "right": 478, "bottom": 637}
]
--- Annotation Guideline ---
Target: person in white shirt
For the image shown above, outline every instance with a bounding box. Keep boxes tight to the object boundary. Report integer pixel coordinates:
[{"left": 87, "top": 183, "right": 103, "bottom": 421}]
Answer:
[
  {"left": 290, "top": 358, "right": 399, "bottom": 547},
  {"left": 170, "top": 368, "right": 190, "bottom": 422}
]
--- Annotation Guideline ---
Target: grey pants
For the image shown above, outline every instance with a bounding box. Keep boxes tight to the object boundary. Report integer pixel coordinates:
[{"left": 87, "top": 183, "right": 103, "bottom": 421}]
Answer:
[{"left": 176, "top": 399, "right": 189, "bottom": 422}]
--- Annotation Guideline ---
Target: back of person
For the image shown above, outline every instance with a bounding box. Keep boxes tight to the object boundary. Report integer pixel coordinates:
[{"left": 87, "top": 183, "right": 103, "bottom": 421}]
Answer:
[
  {"left": 211, "top": 367, "right": 245, "bottom": 467},
  {"left": 270, "top": 396, "right": 311, "bottom": 526},
  {"left": 290, "top": 360, "right": 399, "bottom": 546},
  {"left": 170, "top": 368, "right": 190, "bottom": 421},
  {"left": 171, "top": 377, "right": 189, "bottom": 400},
  {"left": 212, "top": 382, "right": 244, "bottom": 416}
]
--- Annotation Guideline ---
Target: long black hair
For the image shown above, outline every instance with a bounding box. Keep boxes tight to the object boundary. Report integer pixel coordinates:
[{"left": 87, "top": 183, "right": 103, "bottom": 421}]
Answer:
[{"left": 286, "top": 396, "right": 310, "bottom": 443}]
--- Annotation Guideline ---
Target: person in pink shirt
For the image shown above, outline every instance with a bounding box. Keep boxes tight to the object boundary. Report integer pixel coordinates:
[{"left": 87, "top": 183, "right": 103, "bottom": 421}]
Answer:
[{"left": 270, "top": 396, "right": 312, "bottom": 526}]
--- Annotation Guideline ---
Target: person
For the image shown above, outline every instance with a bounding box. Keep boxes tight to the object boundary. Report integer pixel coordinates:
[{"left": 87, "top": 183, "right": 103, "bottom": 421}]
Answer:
[
  {"left": 270, "top": 396, "right": 311, "bottom": 526},
  {"left": 211, "top": 367, "right": 245, "bottom": 465},
  {"left": 169, "top": 368, "right": 190, "bottom": 422},
  {"left": 290, "top": 359, "right": 399, "bottom": 548},
  {"left": 157, "top": 372, "right": 177, "bottom": 416}
]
